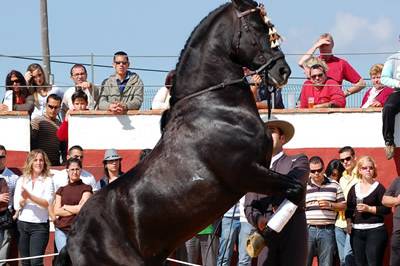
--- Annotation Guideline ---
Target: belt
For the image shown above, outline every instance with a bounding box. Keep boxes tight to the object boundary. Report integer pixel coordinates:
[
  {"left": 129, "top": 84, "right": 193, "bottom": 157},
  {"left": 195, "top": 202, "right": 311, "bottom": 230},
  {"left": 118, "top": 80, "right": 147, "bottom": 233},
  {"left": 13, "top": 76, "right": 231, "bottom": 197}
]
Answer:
[{"left": 308, "top": 224, "right": 335, "bottom": 229}]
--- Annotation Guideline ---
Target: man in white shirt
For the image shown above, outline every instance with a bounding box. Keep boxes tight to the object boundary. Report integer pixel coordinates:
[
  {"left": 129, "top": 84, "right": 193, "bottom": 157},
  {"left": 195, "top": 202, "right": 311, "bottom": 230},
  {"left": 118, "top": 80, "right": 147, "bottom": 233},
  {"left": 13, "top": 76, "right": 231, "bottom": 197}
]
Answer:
[
  {"left": 52, "top": 145, "right": 99, "bottom": 192},
  {"left": 0, "top": 145, "right": 19, "bottom": 264},
  {"left": 62, "top": 64, "right": 97, "bottom": 113}
]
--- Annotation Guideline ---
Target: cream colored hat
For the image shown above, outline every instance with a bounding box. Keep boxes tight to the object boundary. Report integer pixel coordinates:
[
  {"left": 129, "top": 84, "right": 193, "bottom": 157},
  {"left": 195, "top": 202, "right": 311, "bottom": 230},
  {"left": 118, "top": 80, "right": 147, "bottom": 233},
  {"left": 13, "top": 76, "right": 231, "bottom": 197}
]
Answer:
[{"left": 262, "top": 115, "right": 295, "bottom": 143}]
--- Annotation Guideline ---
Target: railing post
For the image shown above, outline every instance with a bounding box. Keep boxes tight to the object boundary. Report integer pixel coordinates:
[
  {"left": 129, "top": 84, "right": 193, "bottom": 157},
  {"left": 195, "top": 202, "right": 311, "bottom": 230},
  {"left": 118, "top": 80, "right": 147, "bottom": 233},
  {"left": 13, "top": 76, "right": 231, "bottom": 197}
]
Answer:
[{"left": 90, "top": 53, "right": 95, "bottom": 85}]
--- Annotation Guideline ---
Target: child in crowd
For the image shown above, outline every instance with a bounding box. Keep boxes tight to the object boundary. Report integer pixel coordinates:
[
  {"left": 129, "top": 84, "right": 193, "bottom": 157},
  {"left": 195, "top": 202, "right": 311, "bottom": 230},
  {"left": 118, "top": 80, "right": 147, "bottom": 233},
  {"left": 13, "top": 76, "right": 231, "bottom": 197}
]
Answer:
[{"left": 57, "top": 90, "right": 88, "bottom": 145}]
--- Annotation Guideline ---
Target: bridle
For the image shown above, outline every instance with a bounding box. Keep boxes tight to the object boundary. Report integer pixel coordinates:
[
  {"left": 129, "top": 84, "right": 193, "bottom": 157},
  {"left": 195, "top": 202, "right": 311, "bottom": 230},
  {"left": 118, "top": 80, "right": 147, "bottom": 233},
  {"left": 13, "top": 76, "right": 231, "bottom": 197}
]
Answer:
[{"left": 174, "top": 3, "right": 284, "bottom": 119}]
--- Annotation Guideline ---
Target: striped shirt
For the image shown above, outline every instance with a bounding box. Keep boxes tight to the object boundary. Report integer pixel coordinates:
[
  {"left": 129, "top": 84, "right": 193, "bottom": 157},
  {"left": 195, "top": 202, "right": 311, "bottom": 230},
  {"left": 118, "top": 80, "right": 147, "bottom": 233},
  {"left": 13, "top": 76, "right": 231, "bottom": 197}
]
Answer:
[
  {"left": 31, "top": 115, "right": 61, "bottom": 166},
  {"left": 306, "top": 176, "right": 345, "bottom": 225}
]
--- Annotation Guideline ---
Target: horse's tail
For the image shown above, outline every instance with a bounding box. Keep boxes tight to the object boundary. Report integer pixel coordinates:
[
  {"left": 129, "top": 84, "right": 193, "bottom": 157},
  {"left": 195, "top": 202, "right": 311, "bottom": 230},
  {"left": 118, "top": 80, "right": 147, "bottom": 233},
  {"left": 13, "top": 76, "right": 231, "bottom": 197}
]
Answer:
[{"left": 54, "top": 247, "right": 72, "bottom": 266}]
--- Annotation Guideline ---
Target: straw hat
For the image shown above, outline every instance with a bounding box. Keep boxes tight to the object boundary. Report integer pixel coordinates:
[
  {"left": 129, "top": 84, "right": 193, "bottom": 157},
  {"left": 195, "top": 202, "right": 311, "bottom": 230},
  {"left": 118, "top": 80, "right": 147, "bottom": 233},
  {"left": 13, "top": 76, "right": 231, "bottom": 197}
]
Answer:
[{"left": 261, "top": 115, "right": 295, "bottom": 143}]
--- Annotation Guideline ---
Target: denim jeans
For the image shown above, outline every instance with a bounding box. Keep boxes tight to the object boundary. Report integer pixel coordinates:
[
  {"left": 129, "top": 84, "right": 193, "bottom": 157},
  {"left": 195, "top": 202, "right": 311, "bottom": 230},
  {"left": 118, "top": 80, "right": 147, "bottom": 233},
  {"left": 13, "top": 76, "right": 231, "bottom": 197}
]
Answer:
[
  {"left": 306, "top": 225, "right": 336, "bottom": 266},
  {"left": 17, "top": 220, "right": 49, "bottom": 266},
  {"left": 0, "top": 228, "right": 13, "bottom": 266},
  {"left": 390, "top": 229, "right": 400, "bottom": 266},
  {"left": 217, "top": 217, "right": 254, "bottom": 266},
  {"left": 185, "top": 234, "right": 218, "bottom": 266},
  {"left": 55, "top": 228, "right": 68, "bottom": 252},
  {"left": 351, "top": 226, "right": 387, "bottom": 266},
  {"left": 335, "top": 226, "right": 354, "bottom": 266}
]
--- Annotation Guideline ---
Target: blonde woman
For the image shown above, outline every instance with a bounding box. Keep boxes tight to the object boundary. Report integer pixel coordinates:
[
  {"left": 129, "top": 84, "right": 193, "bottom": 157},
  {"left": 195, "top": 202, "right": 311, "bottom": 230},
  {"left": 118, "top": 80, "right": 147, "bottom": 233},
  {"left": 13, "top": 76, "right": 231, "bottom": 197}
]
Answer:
[
  {"left": 345, "top": 156, "right": 390, "bottom": 266},
  {"left": 14, "top": 149, "right": 54, "bottom": 266},
  {"left": 25, "top": 64, "right": 63, "bottom": 119},
  {"left": 361, "top": 64, "right": 394, "bottom": 108}
]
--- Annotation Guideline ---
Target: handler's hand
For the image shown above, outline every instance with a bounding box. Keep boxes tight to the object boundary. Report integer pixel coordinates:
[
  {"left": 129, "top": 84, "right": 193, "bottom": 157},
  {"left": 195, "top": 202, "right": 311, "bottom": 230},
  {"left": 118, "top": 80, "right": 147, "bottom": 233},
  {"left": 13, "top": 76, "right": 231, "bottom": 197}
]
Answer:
[{"left": 257, "top": 216, "right": 267, "bottom": 231}]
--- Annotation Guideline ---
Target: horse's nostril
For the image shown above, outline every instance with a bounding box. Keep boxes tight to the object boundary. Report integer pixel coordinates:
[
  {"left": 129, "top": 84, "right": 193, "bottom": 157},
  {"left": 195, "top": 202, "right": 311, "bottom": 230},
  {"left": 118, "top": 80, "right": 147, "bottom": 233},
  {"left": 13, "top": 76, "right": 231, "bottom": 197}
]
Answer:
[{"left": 279, "top": 67, "right": 291, "bottom": 80}]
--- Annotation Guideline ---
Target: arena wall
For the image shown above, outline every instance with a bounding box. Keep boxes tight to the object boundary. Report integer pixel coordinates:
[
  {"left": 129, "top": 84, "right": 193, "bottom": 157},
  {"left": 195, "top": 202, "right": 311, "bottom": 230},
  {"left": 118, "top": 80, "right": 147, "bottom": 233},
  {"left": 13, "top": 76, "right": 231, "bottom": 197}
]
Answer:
[{"left": 0, "top": 108, "right": 397, "bottom": 265}]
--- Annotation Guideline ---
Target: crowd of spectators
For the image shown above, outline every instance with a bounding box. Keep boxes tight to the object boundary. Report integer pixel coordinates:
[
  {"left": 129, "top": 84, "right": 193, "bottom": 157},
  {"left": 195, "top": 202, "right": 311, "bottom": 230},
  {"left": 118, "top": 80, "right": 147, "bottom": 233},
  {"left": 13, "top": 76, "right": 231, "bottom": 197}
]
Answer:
[
  {"left": 0, "top": 33, "right": 399, "bottom": 265},
  {"left": 0, "top": 145, "right": 124, "bottom": 265}
]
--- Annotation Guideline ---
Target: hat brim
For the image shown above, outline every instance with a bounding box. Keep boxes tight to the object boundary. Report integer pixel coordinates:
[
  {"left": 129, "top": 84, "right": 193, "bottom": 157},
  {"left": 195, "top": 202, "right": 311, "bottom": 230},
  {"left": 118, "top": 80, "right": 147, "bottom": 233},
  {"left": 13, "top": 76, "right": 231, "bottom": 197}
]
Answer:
[
  {"left": 264, "top": 119, "right": 295, "bottom": 144},
  {"left": 103, "top": 156, "right": 122, "bottom": 163}
]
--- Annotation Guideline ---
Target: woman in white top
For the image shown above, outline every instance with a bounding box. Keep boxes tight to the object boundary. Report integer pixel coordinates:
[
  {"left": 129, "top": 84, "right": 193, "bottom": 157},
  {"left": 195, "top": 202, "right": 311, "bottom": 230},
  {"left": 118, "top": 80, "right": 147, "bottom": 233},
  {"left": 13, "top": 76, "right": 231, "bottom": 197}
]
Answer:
[
  {"left": 151, "top": 70, "right": 175, "bottom": 110},
  {"left": 25, "top": 63, "right": 64, "bottom": 119},
  {"left": 14, "top": 149, "right": 54, "bottom": 266}
]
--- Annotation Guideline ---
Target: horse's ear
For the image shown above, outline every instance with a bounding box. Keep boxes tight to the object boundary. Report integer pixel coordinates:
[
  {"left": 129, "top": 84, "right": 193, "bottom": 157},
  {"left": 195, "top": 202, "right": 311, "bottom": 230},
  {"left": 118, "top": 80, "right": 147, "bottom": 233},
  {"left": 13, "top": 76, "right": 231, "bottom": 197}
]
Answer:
[{"left": 231, "top": 0, "right": 258, "bottom": 11}]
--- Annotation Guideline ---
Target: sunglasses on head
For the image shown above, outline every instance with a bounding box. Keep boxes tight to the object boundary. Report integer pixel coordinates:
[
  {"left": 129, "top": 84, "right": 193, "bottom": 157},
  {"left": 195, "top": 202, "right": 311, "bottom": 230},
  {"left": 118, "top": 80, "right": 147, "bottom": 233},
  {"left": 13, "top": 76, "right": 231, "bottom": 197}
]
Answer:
[
  {"left": 47, "top": 104, "right": 60, "bottom": 110},
  {"left": 340, "top": 156, "right": 352, "bottom": 163},
  {"left": 310, "top": 168, "right": 323, "bottom": 174}
]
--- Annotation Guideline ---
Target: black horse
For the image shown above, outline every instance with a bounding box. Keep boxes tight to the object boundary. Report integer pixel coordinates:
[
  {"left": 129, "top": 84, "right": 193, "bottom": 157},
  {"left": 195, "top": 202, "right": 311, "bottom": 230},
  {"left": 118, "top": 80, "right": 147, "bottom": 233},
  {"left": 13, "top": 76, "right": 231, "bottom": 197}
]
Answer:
[{"left": 57, "top": 1, "right": 302, "bottom": 265}]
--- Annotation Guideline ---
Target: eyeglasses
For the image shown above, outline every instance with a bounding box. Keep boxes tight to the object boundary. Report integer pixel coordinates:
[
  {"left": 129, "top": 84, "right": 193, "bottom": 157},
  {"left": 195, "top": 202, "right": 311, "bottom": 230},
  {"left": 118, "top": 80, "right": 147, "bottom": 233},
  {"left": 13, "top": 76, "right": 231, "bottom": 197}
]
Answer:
[
  {"left": 310, "top": 168, "right": 323, "bottom": 174},
  {"left": 72, "top": 155, "right": 84, "bottom": 160},
  {"left": 0, "top": 155, "right": 5, "bottom": 159},
  {"left": 47, "top": 104, "right": 60, "bottom": 110},
  {"left": 72, "top": 72, "right": 86, "bottom": 77},
  {"left": 361, "top": 166, "right": 374, "bottom": 171},
  {"left": 340, "top": 156, "right": 352, "bottom": 163},
  {"left": 114, "top": 61, "right": 128, "bottom": 65},
  {"left": 310, "top": 73, "right": 324, "bottom": 79},
  {"left": 11, "top": 79, "right": 20, "bottom": 84}
]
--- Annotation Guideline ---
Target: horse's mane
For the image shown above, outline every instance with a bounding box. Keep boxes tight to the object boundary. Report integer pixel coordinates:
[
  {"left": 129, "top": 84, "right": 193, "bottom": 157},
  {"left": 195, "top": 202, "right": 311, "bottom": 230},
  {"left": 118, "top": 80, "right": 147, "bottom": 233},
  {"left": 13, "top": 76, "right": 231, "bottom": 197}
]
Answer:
[
  {"left": 175, "top": 3, "right": 230, "bottom": 71},
  {"left": 169, "top": 3, "right": 231, "bottom": 107}
]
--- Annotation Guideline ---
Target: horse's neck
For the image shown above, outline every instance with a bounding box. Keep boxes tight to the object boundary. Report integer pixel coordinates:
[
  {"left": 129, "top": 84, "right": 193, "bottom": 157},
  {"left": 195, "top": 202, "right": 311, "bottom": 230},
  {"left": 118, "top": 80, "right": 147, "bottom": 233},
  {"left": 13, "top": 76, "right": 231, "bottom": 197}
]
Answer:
[
  {"left": 173, "top": 5, "right": 243, "bottom": 101},
  {"left": 176, "top": 52, "right": 242, "bottom": 94}
]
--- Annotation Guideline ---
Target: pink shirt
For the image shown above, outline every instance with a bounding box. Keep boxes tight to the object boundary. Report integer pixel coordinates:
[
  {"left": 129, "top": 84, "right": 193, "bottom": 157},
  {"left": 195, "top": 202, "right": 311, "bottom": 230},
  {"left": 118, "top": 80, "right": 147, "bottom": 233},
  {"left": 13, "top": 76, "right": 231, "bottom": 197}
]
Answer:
[
  {"left": 300, "top": 79, "right": 346, "bottom": 108},
  {"left": 320, "top": 55, "right": 362, "bottom": 85}
]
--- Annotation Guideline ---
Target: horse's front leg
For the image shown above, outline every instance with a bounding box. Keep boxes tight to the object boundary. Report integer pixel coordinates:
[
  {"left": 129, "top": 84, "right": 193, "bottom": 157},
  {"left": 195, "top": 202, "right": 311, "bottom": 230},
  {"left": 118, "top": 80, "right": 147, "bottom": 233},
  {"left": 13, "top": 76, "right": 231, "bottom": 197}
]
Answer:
[{"left": 243, "top": 162, "right": 304, "bottom": 205}]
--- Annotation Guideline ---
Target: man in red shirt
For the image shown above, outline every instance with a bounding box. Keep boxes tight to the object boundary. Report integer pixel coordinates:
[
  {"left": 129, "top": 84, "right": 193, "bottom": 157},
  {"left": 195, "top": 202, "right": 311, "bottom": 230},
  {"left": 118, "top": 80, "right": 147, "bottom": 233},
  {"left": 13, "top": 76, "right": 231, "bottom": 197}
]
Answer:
[
  {"left": 299, "top": 60, "right": 346, "bottom": 108},
  {"left": 298, "top": 33, "right": 366, "bottom": 97}
]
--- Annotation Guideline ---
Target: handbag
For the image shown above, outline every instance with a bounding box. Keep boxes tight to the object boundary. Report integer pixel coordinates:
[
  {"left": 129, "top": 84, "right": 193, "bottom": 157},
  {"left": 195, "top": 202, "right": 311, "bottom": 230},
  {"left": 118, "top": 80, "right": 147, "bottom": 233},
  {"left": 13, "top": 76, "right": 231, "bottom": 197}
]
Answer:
[{"left": 0, "top": 209, "right": 13, "bottom": 229}]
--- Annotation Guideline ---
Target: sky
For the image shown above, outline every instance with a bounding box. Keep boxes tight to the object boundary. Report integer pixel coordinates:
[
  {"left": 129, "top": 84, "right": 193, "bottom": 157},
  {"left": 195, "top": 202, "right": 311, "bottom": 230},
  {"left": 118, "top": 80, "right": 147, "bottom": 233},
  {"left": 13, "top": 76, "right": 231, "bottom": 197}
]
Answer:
[{"left": 0, "top": 0, "right": 399, "bottom": 100}]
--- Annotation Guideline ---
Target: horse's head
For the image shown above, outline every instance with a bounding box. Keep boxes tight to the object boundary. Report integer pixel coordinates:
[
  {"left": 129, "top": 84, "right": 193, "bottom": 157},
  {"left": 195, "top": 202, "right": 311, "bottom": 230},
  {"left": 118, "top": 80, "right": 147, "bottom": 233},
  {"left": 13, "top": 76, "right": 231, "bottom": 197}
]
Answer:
[{"left": 231, "top": 0, "right": 291, "bottom": 87}]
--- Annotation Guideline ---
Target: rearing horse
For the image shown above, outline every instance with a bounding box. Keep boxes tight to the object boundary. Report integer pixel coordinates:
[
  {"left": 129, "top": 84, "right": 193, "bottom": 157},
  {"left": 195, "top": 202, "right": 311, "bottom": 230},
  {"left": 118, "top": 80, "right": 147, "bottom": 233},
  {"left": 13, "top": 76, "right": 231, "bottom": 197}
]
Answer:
[{"left": 57, "top": 1, "right": 302, "bottom": 265}]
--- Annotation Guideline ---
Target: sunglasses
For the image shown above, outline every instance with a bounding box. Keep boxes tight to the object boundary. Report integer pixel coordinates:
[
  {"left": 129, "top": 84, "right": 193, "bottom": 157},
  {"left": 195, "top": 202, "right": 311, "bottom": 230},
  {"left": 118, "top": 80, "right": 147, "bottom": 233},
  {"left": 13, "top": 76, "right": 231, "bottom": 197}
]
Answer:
[
  {"left": 310, "top": 168, "right": 323, "bottom": 174},
  {"left": 310, "top": 73, "right": 324, "bottom": 79},
  {"left": 340, "top": 156, "right": 352, "bottom": 163},
  {"left": 115, "top": 61, "right": 128, "bottom": 65},
  {"left": 72, "top": 155, "right": 84, "bottom": 160},
  {"left": 11, "top": 79, "right": 20, "bottom": 84},
  {"left": 0, "top": 155, "right": 5, "bottom": 159},
  {"left": 361, "top": 166, "right": 374, "bottom": 171},
  {"left": 47, "top": 104, "right": 60, "bottom": 110},
  {"left": 106, "top": 159, "right": 120, "bottom": 163}
]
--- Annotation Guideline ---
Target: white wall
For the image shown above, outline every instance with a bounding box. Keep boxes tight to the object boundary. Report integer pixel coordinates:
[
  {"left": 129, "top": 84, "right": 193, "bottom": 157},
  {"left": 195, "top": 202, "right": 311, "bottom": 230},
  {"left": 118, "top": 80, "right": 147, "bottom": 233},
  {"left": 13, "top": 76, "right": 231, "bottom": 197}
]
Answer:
[
  {"left": 0, "top": 114, "right": 30, "bottom": 152},
  {"left": 69, "top": 111, "right": 391, "bottom": 150},
  {"left": 1, "top": 110, "right": 393, "bottom": 152}
]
